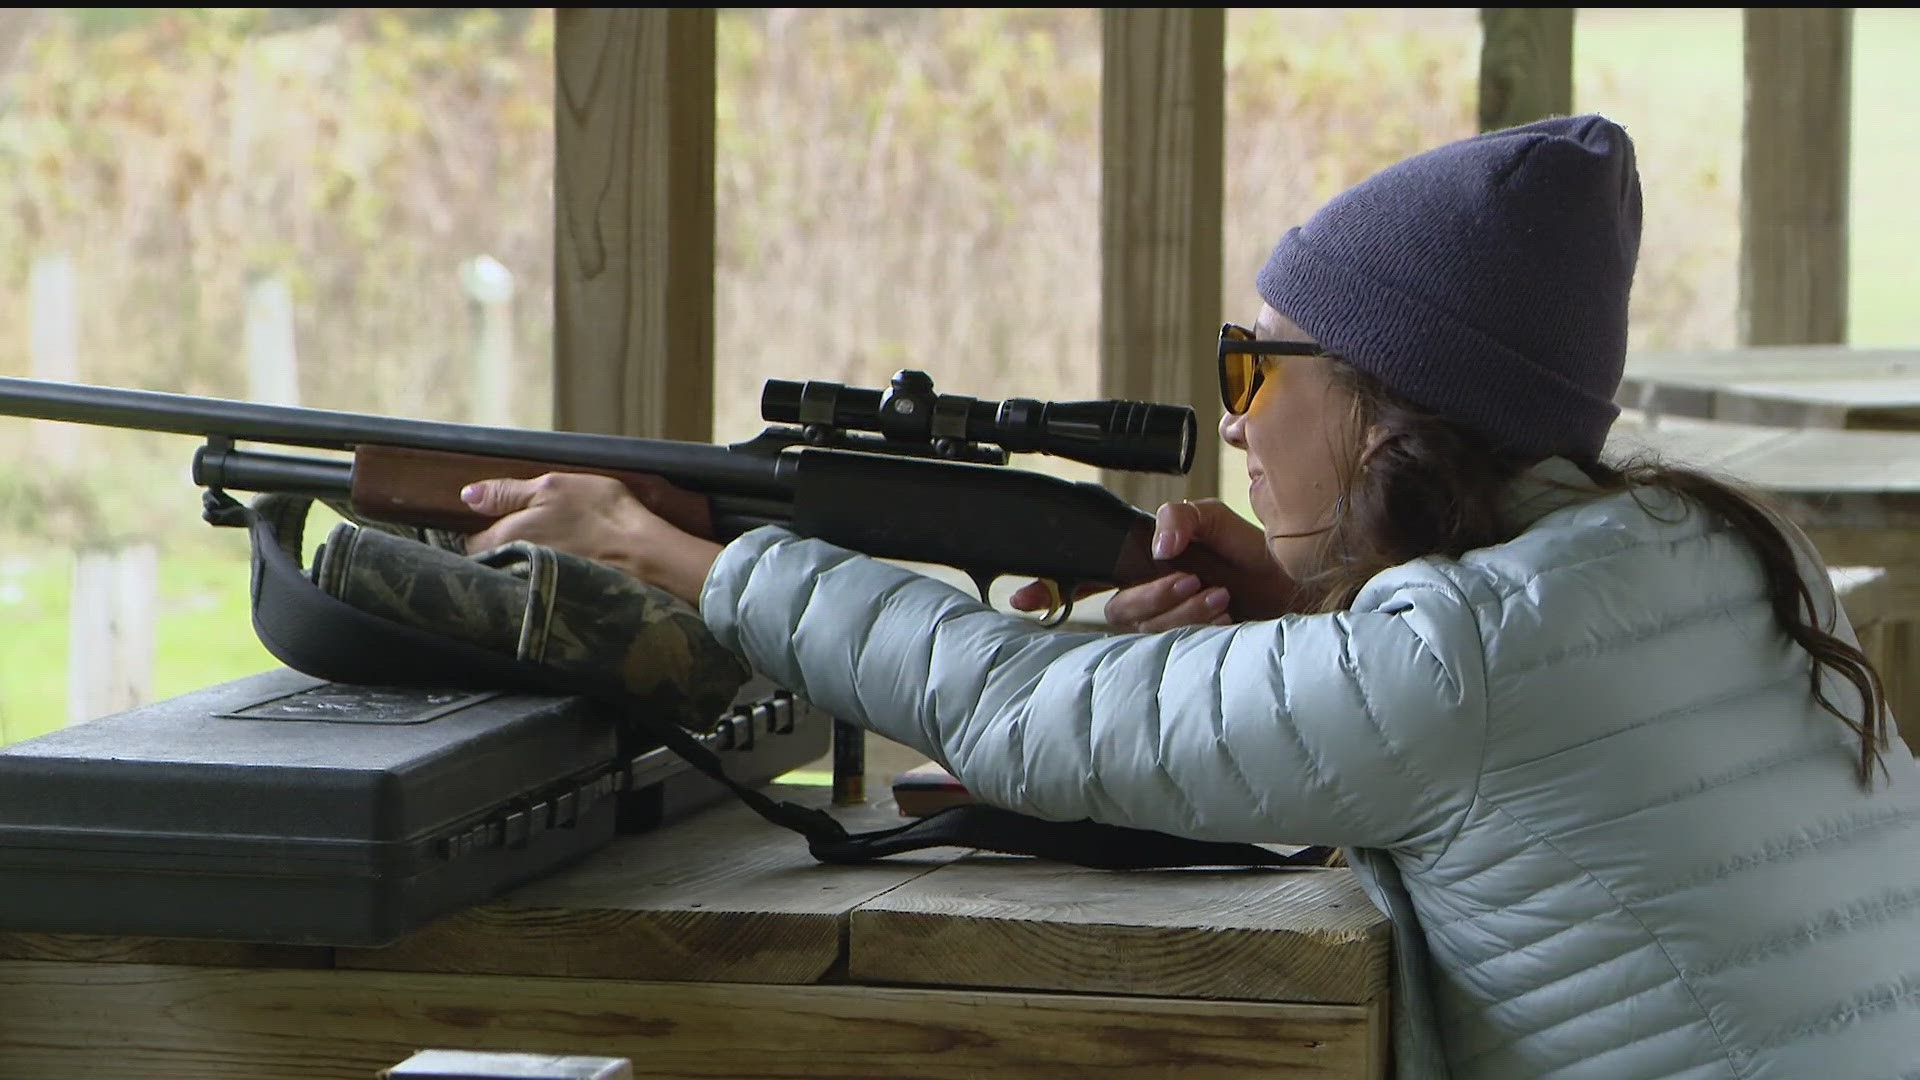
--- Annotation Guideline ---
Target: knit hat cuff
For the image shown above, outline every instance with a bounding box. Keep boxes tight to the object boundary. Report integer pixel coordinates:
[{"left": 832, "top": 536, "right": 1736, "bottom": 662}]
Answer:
[{"left": 1257, "top": 229, "right": 1621, "bottom": 462}]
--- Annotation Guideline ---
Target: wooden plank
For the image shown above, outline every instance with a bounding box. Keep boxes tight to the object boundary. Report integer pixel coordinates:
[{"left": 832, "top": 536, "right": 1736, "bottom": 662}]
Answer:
[
  {"left": 1831, "top": 567, "right": 1893, "bottom": 625},
  {"left": 0, "top": 932, "right": 327, "bottom": 969},
  {"left": 1874, "top": 620, "right": 1920, "bottom": 756},
  {"left": 1605, "top": 415, "right": 1798, "bottom": 474},
  {"left": 29, "top": 252, "right": 79, "bottom": 461},
  {"left": 1100, "top": 8, "right": 1224, "bottom": 512},
  {"left": 1619, "top": 347, "right": 1920, "bottom": 430},
  {"left": 65, "top": 543, "right": 156, "bottom": 726},
  {"left": 1834, "top": 568, "right": 1920, "bottom": 755},
  {"left": 1701, "top": 380, "right": 1920, "bottom": 411},
  {"left": 336, "top": 786, "right": 964, "bottom": 982},
  {"left": 1740, "top": 9, "right": 1851, "bottom": 347},
  {"left": 553, "top": 9, "right": 715, "bottom": 441},
  {"left": 1365, "top": 994, "right": 1391, "bottom": 1080},
  {"left": 1699, "top": 430, "right": 1920, "bottom": 498},
  {"left": 1477, "top": 8, "right": 1574, "bottom": 132},
  {"left": 1606, "top": 416, "right": 1920, "bottom": 566},
  {"left": 1610, "top": 415, "right": 1920, "bottom": 496},
  {"left": 850, "top": 859, "right": 1389, "bottom": 1005},
  {"left": 0, "top": 962, "right": 1384, "bottom": 1080},
  {"left": 1626, "top": 347, "right": 1920, "bottom": 382},
  {"left": 1799, "top": 528, "right": 1920, "bottom": 572}
]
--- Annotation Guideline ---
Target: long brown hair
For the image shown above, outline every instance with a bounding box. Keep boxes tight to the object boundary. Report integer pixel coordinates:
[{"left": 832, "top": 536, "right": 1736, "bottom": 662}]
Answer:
[{"left": 1297, "top": 361, "right": 1891, "bottom": 788}]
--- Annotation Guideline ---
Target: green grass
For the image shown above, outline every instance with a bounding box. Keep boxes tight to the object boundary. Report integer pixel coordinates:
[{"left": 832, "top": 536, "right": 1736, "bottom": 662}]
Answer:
[
  {"left": 1843, "top": 9, "right": 1920, "bottom": 346},
  {"left": 0, "top": 502, "right": 369, "bottom": 747},
  {"left": 0, "top": 535, "right": 276, "bottom": 745}
]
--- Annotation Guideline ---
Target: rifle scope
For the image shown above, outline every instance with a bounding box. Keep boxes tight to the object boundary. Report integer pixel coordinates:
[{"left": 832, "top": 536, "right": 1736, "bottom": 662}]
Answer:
[{"left": 761, "top": 369, "right": 1195, "bottom": 475}]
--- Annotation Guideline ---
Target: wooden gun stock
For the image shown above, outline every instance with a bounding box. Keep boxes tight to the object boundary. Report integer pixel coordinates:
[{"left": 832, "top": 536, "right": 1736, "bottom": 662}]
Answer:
[{"left": 349, "top": 445, "right": 717, "bottom": 538}]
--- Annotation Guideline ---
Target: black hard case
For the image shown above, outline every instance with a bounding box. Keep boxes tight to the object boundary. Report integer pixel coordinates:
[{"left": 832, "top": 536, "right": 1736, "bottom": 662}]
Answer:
[{"left": 0, "top": 667, "right": 825, "bottom": 947}]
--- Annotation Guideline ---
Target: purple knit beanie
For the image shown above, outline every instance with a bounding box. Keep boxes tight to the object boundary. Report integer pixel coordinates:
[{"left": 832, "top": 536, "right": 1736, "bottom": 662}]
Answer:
[{"left": 1257, "top": 113, "right": 1643, "bottom": 463}]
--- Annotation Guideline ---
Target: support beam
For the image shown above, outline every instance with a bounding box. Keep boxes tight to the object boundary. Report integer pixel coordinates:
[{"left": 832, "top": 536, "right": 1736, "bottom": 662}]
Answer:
[
  {"left": 1100, "top": 8, "right": 1225, "bottom": 513},
  {"left": 553, "top": 9, "right": 715, "bottom": 439},
  {"left": 1740, "top": 9, "right": 1852, "bottom": 347},
  {"left": 1474, "top": 8, "right": 1566, "bottom": 132},
  {"left": 1477, "top": 8, "right": 1574, "bottom": 132}
]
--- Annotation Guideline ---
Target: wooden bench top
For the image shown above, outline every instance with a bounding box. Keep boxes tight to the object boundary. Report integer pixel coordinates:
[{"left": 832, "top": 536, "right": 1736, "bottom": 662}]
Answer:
[
  {"left": 1605, "top": 412, "right": 1920, "bottom": 565},
  {"left": 1620, "top": 346, "right": 1920, "bottom": 429},
  {"left": 0, "top": 785, "right": 1391, "bottom": 1008},
  {"left": 1609, "top": 412, "right": 1920, "bottom": 498}
]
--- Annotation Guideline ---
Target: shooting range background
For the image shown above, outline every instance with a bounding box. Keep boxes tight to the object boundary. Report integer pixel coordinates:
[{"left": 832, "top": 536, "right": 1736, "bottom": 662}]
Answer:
[{"left": 1, "top": 7, "right": 1917, "bottom": 744}]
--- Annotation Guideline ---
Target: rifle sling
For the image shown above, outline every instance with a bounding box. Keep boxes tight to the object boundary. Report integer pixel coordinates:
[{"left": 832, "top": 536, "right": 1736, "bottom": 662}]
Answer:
[{"left": 204, "top": 489, "right": 1334, "bottom": 872}]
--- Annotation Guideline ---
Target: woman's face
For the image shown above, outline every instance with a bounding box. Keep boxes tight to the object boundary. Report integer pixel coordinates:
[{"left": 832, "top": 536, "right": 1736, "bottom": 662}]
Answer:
[{"left": 1219, "top": 303, "right": 1363, "bottom": 579}]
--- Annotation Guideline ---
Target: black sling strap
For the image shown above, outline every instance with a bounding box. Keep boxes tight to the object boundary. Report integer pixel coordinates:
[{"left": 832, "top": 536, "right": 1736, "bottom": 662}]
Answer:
[{"left": 204, "top": 489, "right": 1336, "bottom": 872}]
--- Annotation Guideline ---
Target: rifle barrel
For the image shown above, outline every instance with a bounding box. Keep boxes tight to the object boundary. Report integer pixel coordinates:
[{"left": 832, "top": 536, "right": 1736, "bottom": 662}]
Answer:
[{"left": 0, "top": 376, "right": 792, "bottom": 498}]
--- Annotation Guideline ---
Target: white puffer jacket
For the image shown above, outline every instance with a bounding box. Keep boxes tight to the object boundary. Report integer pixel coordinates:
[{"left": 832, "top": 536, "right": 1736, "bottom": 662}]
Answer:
[{"left": 701, "top": 457, "right": 1920, "bottom": 1080}]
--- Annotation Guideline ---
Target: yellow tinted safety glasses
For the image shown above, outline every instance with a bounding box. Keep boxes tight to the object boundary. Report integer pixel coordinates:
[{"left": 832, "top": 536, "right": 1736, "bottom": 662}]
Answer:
[{"left": 1218, "top": 322, "right": 1325, "bottom": 415}]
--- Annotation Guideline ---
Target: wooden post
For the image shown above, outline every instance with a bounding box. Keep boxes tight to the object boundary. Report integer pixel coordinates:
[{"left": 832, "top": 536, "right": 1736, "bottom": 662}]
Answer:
[
  {"left": 1477, "top": 9, "right": 1575, "bottom": 132},
  {"left": 66, "top": 544, "right": 157, "bottom": 727},
  {"left": 29, "top": 253, "right": 78, "bottom": 461},
  {"left": 1740, "top": 9, "right": 1852, "bottom": 347},
  {"left": 1099, "top": 8, "right": 1225, "bottom": 513},
  {"left": 461, "top": 255, "right": 517, "bottom": 427},
  {"left": 553, "top": 8, "right": 715, "bottom": 440},
  {"left": 1830, "top": 567, "right": 1920, "bottom": 756},
  {"left": 243, "top": 272, "right": 300, "bottom": 406}
]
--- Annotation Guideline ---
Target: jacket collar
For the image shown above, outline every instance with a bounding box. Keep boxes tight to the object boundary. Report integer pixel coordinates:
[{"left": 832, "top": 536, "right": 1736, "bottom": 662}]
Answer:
[{"left": 1504, "top": 456, "right": 1604, "bottom": 530}]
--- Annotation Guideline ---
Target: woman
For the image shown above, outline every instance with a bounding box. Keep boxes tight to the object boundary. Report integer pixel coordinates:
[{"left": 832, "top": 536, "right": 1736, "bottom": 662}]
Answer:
[{"left": 459, "top": 115, "right": 1920, "bottom": 1079}]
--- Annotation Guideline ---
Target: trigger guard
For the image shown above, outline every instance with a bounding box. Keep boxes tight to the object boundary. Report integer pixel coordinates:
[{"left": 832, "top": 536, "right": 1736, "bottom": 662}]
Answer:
[{"left": 1039, "top": 587, "right": 1074, "bottom": 628}]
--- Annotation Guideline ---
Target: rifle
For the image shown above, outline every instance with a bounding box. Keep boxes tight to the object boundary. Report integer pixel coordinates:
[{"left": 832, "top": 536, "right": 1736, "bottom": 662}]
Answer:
[{"left": 1, "top": 369, "right": 1226, "bottom": 624}]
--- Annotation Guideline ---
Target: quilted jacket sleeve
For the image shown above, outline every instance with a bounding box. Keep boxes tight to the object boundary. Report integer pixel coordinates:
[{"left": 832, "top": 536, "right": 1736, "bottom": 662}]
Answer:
[{"left": 701, "top": 526, "right": 1490, "bottom": 855}]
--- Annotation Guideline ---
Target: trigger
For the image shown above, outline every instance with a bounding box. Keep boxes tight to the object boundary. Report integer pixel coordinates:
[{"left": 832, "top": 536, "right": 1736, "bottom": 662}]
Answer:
[
  {"left": 1039, "top": 580, "right": 1073, "bottom": 628},
  {"left": 965, "top": 569, "right": 996, "bottom": 605}
]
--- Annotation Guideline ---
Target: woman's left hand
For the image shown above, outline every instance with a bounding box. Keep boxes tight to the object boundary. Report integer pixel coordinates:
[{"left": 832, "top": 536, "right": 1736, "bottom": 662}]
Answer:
[{"left": 459, "top": 472, "right": 723, "bottom": 608}]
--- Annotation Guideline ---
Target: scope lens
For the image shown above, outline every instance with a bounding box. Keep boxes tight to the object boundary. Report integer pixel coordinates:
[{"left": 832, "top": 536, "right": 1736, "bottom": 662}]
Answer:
[{"left": 1000, "top": 400, "right": 1192, "bottom": 474}]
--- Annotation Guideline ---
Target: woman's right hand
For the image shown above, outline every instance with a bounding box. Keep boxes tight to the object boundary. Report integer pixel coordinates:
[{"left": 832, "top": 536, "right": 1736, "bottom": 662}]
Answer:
[{"left": 1009, "top": 498, "right": 1302, "bottom": 631}]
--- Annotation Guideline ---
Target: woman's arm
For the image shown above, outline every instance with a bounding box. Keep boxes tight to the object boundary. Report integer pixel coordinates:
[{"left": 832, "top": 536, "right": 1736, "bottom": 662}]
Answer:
[{"left": 705, "top": 526, "right": 1490, "bottom": 856}]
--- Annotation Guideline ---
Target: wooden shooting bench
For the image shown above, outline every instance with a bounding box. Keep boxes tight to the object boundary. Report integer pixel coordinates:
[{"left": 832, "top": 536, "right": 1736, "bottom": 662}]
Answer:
[
  {"left": 1619, "top": 346, "right": 1920, "bottom": 432},
  {"left": 0, "top": 784, "right": 1392, "bottom": 1080}
]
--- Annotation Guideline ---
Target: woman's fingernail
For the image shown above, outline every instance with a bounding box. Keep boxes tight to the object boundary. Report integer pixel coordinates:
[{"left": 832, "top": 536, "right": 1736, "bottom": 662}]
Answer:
[
  {"left": 1204, "top": 588, "right": 1231, "bottom": 613},
  {"left": 1170, "top": 574, "right": 1202, "bottom": 599},
  {"left": 460, "top": 484, "right": 482, "bottom": 506},
  {"left": 1152, "top": 532, "right": 1174, "bottom": 559}
]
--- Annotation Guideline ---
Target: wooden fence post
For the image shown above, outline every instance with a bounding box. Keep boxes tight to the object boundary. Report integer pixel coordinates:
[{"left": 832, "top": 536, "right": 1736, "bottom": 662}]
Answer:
[
  {"left": 66, "top": 544, "right": 157, "bottom": 727},
  {"left": 461, "top": 255, "right": 517, "bottom": 427},
  {"left": 29, "top": 253, "right": 78, "bottom": 461},
  {"left": 1740, "top": 8, "right": 1852, "bottom": 346},
  {"left": 1477, "top": 9, "right": 1575, "bottom": 132},
  {"left": 1099, "top": 8, "right": 1225, "bottom": 513},
  {"left": 244, "top": 272, "right": 300, "bottom": 406}
]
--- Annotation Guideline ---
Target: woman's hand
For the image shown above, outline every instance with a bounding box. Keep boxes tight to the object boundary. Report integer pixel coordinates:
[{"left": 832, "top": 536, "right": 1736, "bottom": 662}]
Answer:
[
  {"left": 1009, "top": 498, "right": 1301, "bottom": 631},
  {"left": 459, "top": 472, "right": 723, "bottom": 608}
]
